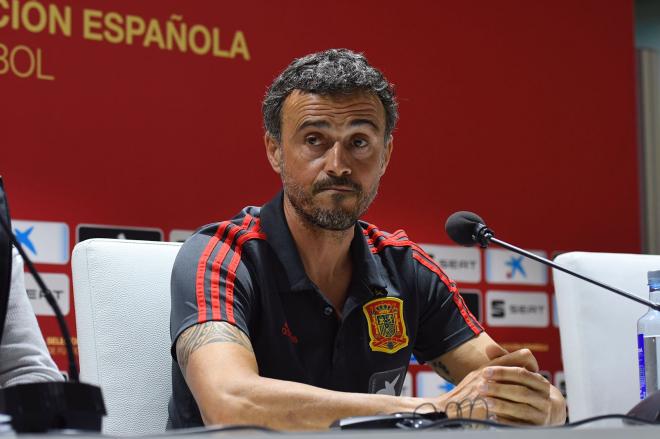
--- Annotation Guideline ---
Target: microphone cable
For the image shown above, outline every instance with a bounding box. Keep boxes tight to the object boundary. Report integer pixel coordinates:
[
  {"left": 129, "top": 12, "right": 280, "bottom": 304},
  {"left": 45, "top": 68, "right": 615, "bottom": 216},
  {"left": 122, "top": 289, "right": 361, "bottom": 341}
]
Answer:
[
  {"left": 0, "top": 214, "right": 78, "bottom": 382},
  {"left": 418, "top": 413, "right": 658, "bottom": 430}
]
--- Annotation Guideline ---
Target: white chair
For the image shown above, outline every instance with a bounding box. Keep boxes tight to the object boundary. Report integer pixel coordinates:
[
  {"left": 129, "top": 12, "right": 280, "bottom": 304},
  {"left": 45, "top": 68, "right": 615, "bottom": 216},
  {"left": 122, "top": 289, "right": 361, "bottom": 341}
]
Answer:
[
  {"left": 553, "top": 251, "right": 660, "bottom": 421},
  {"left": 72, "top": 238, "right": 182, "bottom": 435}
]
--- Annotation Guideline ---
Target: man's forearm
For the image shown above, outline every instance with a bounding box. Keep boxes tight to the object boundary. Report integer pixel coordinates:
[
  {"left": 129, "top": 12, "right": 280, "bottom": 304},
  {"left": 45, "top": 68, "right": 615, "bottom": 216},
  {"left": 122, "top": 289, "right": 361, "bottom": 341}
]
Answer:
[
  {"left": 179, "top": 322, "right": 440, "bottom": 430},
  {"left": 200, "top": 371, "right": 429, "bottom": 430},
  {"left": 179, "top": 323, "right": 565, "bottom": 429}
]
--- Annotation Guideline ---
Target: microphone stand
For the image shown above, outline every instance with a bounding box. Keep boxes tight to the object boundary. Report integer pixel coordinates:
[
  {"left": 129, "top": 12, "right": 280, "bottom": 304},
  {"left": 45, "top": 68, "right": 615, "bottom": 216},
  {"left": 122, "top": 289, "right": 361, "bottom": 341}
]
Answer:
[
  {"left": 472, "top": 224, "right": 660, "bottom": 311},
  {"left": 471, "top": 223, "right": 660, "bottom": 423},
  {"left": 489, "top": 236, "right": 660, "bottom": 311}
]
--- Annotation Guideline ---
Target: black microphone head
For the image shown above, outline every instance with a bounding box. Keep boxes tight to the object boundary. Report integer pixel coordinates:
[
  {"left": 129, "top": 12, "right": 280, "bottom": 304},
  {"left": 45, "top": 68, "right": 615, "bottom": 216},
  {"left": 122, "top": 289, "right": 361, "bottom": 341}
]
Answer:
[{"left": 445, "top": 211, "right": 488, "bottom": 247}]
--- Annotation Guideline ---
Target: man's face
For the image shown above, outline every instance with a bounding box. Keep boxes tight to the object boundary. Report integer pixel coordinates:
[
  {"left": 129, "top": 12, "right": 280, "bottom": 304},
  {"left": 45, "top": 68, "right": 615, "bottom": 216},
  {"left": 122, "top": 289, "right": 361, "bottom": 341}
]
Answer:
[{"left": 266, "top": 90, "right": 393, "bottom": 231}]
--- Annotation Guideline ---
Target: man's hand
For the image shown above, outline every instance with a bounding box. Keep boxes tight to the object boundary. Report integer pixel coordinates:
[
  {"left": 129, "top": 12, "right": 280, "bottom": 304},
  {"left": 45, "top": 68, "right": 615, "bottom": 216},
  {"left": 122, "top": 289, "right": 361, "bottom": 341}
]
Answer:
[{"left": 436, "top": 345, "right": 566, "bottom": 425}]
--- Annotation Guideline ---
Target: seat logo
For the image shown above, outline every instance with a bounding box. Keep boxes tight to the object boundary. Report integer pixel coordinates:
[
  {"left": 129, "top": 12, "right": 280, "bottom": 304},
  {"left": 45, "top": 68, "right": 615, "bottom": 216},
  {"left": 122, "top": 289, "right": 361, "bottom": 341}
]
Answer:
[{"left": 362, "top": 297, "right": 408, "bottom": 354}]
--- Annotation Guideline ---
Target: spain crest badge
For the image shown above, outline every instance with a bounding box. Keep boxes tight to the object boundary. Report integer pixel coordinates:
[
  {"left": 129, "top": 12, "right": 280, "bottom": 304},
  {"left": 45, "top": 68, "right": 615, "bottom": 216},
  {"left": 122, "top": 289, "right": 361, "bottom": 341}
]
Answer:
[{"left": 362, "top": 297, "right": 409, "bottom": 354}]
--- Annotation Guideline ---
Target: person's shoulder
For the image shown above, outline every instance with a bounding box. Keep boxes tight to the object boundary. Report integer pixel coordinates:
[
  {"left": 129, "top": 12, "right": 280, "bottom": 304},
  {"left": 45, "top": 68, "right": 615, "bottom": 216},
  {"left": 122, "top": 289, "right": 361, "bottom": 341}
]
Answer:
[
  {"left": 189, "top": 206, "right": 266, "bottom": 245},
  {"left": 360, "top": 220, "right": 454, "bottom": 285},
  {"left": 359, "top": 220, "right": 414, "bottom": 256},
  {"left": 175, "top": 206, "right": 267, "bottom": 266}
]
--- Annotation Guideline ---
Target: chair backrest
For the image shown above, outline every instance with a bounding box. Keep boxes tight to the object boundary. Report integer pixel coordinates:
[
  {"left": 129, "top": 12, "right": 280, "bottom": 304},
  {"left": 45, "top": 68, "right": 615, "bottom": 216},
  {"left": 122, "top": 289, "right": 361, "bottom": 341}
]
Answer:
[
  {"left": 553, "top": 251, "right": 660, "bottom": 421},
  {"left": 72, "top": 238, "right": 182, "bottom": 435}
]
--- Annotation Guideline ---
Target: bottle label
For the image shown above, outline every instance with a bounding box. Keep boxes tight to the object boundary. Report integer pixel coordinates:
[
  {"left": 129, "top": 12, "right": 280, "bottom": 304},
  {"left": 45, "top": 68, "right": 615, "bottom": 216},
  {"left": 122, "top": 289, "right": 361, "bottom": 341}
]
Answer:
[
  {"left": 638, "top": 333, "right": 646, "bottom": 400},
  {"left": 638, "top": 334, "right": 660, "bottom": 399}
]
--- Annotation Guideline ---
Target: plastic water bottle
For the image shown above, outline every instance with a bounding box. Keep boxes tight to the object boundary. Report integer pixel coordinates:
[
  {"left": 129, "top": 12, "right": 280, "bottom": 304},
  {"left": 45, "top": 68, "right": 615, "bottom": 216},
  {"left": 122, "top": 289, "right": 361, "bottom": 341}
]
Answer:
[{"left": 638, "top": 270, "right": 660, "bottom": 399}]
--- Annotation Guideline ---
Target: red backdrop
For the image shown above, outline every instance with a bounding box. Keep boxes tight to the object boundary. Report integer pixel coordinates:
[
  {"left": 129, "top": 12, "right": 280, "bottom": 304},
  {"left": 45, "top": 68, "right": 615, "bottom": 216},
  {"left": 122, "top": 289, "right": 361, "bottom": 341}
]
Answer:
[{"left": 1, "top": 0, "right": 639, "bottom": 395}]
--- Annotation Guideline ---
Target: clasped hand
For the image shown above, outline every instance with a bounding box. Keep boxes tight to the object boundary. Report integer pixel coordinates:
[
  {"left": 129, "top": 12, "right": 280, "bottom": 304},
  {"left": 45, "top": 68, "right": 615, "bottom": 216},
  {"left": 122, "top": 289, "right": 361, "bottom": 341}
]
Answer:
[{"left": 438, "top": 346, "right": 566, "bottom": 425}]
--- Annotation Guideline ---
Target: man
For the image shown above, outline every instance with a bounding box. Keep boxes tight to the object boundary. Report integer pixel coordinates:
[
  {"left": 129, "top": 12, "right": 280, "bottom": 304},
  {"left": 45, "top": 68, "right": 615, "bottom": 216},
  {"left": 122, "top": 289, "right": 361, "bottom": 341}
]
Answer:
[{"left": 168, "top": 49, "right": 566, "bottom": 430}]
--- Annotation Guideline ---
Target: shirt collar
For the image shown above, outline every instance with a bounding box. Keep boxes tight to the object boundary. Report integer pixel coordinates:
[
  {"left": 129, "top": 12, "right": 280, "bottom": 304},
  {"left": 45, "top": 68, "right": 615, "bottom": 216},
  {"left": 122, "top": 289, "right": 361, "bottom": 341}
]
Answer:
[{"left": 260, "top": 190, "right": 388, "bottom": 294}]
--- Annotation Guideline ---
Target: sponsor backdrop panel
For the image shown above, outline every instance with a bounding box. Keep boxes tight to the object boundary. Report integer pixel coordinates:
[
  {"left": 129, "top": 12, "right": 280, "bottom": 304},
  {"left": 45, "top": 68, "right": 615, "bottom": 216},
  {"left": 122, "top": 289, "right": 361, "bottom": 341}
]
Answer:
[
  {"left": 420, "top": 244, "right": 481, "bottom": 283},
  {"left": 486, "top": 249, "right": 548, "bottom": 286},
  {"left": 24, "top": 272, "right": 71, "bottom": 317},
  {"left": 1, "top": 0, "right": 637, "bottom": 397},
  {"left": 12, "top": 220, "right": 69, "bottom": 265},
  {"left": 486, "top": 291, "right": 550, "bottom": 328}
]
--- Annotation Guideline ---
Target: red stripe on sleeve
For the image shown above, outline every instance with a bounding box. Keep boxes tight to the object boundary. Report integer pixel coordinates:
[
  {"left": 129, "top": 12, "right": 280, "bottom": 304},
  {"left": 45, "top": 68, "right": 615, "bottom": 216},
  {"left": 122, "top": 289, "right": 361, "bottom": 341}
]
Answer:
[
  {"left": 195, "top": 222, "right": 229, "bottom": 323},
  {"left": 375, "top": 239, "right": 415, "bottom": 251},
  {"left": 365, "top": 224, "right": 408, "bottom": 248},
  {"left": 224, "top": 219, "right": 266, "bottom": 324},
  {"left": 209, "top": 215, "right": 252, "bottom": 320},
  {"left": 364, "top": 224, "right": 378, "bottom": 236},
  {"left": 412, "top": 252, "right": 483, "bottom": 335}
]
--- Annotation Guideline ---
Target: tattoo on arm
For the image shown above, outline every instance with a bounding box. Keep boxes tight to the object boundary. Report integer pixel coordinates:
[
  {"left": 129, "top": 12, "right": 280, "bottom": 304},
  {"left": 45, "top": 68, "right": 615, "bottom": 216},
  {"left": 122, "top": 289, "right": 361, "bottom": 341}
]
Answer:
[
  {"left": 430, "top": 359, "right": 454, "bottom": 384},
  {"left": 176, "top": 321, "right": 253, "bottom": 374}
]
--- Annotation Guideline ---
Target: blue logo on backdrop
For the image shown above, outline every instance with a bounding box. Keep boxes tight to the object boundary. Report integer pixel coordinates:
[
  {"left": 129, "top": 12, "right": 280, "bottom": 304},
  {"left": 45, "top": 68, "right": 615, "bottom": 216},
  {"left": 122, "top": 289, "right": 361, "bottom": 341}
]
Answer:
[
  {"left": 14, "top": 226, "right": 37, "bottom": 255},
  {"left": 505, "top": 256, "right": 526, "bottom": 279},
  {"left": 437, "top": 380, "right": 455, "bottom": 393}
]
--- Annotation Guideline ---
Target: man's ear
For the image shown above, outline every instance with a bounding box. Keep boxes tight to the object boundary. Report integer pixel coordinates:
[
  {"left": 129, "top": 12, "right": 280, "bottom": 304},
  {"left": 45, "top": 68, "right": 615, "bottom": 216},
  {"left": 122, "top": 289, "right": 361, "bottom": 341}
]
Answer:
[
  {"left": 265, "top": 133, "right": 282, "bottom": 174},
  {"left": 379, "top": 135, "right": 394, "bottom": 176}
]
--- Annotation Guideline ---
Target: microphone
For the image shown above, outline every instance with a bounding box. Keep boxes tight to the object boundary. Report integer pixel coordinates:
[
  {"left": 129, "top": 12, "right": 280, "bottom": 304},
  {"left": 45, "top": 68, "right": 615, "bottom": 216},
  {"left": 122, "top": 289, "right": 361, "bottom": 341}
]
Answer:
[
  {"left": 445, "top": 211, "right": 660, "bottom": 312},
  {"left": 445, "top": 211, "right": 494, "bottom": 248}
]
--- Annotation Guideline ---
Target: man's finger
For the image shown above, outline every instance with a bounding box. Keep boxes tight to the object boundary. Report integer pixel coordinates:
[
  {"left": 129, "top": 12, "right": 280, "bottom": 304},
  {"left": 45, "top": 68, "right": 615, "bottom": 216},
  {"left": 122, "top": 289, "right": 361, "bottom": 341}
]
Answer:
[
  {"left": 485, "top": 349, "right": 539, "bottom": 372},
  {"left": 482, "top": 366, "right": 550, "bottom": 395},
  {"left": 484, "top": 397, "right": 547, "bottom": 425},
  {"left": 479, "top": 381, "right": 551, "bottom": 413},
  {"left": 444, "top": 396, "right": 544, "bottom": 426}
]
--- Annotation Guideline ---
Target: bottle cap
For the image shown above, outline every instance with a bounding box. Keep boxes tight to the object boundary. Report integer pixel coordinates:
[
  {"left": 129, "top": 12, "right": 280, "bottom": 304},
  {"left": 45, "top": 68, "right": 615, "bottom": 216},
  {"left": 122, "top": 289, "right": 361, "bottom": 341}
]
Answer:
[{"left": 648, "top": 270, "right": 660, "bottom": 285}]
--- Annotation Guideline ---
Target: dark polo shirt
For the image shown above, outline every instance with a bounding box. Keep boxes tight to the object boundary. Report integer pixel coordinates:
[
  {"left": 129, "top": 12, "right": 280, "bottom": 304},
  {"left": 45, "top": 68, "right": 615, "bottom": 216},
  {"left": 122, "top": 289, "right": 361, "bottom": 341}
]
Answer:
[{"left": 168, "top": 191, "right": 482, "bottom": 428}]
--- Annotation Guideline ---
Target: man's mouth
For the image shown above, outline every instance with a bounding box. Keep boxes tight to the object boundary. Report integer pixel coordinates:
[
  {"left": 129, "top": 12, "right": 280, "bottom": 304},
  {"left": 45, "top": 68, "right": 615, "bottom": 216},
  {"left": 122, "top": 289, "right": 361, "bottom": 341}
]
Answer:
[{"left": 321, "top": 186, "right": 355, "bottom": 192}]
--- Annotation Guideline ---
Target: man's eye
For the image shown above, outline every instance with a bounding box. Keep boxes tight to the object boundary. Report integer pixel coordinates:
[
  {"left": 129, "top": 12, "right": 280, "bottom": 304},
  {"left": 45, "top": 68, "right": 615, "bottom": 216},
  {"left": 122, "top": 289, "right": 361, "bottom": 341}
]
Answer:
[
  {"left": 306, "top": 136, "right": 321, "bottom": 146},
  {"left": 353, "top": 138, "right": 368, "bottom": 148}
]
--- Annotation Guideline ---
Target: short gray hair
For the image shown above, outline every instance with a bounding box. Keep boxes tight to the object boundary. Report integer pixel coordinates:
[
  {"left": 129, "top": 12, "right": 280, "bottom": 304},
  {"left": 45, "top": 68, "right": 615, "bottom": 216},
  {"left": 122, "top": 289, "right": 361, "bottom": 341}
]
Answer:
[{"left": 262, "top": 48, "right": 398, "bottom": 143}]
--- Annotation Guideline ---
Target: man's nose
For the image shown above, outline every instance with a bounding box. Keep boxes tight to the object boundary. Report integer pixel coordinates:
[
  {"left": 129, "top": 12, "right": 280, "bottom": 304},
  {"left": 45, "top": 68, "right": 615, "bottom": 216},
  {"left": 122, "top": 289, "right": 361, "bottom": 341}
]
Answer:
[{"left": 325, "top": 141, "right": 351, "bottom": 177}]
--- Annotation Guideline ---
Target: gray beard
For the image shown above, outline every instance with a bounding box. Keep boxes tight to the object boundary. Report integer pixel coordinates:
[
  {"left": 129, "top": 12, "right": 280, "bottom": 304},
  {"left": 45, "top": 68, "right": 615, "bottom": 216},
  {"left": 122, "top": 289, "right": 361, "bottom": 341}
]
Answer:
[
  {"left": 281, "top": 168, "right": 379, "bottom": 231},
  {"left": 288, "top": 189, "right": 363, "bottom": 231}
]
